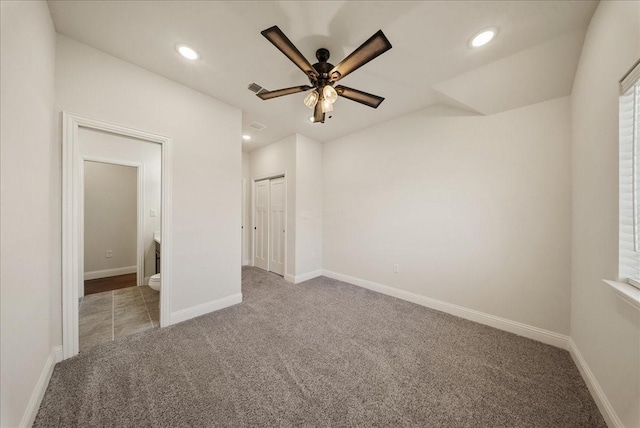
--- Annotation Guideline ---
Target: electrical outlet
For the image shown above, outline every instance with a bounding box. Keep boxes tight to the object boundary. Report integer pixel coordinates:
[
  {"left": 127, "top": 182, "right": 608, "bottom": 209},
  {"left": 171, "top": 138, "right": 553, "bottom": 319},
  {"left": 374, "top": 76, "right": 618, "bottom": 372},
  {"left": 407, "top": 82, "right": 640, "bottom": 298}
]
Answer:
[
  {"left": 106, "top": 250, "right": 113, "bottom": 258},
  {"left": 393, "top": 264, "right": 399, "bottom": 273}
]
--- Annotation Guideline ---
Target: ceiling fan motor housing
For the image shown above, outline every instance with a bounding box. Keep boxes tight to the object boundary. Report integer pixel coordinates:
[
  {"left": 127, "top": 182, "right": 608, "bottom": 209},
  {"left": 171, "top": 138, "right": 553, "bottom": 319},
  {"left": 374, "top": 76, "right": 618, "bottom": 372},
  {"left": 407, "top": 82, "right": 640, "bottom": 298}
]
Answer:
[
  {"left": 312, "top": 49, "right": 335, "bottom": 87},
  {"left": 316, "top": 48, "right": 330, "bottom": 62}
]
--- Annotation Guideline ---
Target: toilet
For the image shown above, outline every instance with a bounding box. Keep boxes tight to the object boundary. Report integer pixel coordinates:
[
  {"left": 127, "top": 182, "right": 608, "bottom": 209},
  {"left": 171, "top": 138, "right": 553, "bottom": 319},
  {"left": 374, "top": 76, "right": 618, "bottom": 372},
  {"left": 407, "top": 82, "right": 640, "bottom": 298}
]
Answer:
[{"left": 148, "top": 273, "right": 161, "bottom": 291}]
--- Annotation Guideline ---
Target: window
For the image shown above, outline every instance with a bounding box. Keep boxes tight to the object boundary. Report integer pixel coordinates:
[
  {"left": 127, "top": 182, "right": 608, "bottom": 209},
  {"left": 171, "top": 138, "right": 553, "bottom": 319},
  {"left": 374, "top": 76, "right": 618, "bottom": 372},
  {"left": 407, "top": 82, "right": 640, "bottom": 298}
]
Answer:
[{"left": 619, "top": 60, "right": 640, "bottom": 289}]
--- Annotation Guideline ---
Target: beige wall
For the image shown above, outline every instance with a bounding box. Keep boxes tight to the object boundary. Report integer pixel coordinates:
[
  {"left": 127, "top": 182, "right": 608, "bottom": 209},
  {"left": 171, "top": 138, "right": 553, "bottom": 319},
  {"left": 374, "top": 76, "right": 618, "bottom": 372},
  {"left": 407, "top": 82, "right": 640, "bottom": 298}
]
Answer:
[
  {"left": 0, "top": 1, "right": 57, "bottom": 426},
  {"left": 295, "top": 135, "right": 323, "bottom": 277},
  {"left": 323, "top": 97, "right": 572, "bottom": 335},
  {"left": 83, "top": 162, "right": 137, "bottom": 274},
  {"left": 242, "top": 152, "right": 251, "bottom": 265},
  {"left": 55, "top": 35, "right": 242, "bottom": 322},
  {"left": 570, "top": 1, "right": 640, "bottom": 426},
  {"left": 79, "top": 129, "right": 162, "bottom": 285}
]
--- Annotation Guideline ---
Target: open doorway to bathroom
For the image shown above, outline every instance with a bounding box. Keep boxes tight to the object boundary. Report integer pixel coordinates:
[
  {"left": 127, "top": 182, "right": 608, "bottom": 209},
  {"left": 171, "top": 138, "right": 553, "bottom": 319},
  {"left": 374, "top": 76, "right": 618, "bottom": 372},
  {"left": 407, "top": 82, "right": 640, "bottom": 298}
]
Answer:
[
  {"left": 62, "top": 112, "right": 172, "bottom": 359},
  {"left": 79, "top": 160, "right": 160, "bottom": 352}
]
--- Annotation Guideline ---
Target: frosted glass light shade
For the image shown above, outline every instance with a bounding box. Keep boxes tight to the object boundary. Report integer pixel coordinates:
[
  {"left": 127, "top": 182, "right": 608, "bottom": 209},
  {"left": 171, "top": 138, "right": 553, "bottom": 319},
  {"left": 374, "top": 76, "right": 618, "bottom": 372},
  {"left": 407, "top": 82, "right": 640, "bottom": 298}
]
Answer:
[
  {"left": 321, "top": 98, "right": 333, "bottom": 113},
  {"left": 304, "top": 91, "right": 319, "bottom": 108},
  {"left": 323, "top": 85, "right": 338, "bottom": 103}
]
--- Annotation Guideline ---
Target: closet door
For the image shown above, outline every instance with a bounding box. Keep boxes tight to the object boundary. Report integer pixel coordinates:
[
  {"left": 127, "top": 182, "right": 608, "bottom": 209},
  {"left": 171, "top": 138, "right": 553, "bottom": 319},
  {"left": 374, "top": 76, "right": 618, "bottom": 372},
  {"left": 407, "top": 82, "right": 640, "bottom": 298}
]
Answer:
[
  {"left": 269, "top": 178, "right": 285, "bottom": 276},
  {"left": 254, "top": 179, "right": 269, "bottom": 271}
]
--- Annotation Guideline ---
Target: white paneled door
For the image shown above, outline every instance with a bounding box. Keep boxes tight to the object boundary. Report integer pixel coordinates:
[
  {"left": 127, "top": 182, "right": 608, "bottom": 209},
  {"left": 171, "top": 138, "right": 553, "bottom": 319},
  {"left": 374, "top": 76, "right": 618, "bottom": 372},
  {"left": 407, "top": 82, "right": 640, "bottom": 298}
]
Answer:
[
  {"left": 269, "top": 178, "right": 285, "bottom": 276},
  {"left": 253, "top": 176, "right": 286, "bottom": 276},
  {"left": 254, "top": 179, "right": 269, "bottom": 271}
]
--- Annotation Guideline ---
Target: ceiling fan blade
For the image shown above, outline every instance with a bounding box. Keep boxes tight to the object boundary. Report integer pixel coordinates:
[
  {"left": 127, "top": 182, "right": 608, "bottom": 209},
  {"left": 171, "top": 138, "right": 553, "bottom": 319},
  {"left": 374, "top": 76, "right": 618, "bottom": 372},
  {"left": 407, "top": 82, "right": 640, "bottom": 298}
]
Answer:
[
  {"left": 335, "top": 85, "right": 385, "bottom": 108},
  {"left": 329, "top": 30, "right": 392, "bottom": 82},
  {"left": 257, "top": 85, "right": 312, "bottom": 100},
  {"left": 261, "top": 26, "right": 319, "bottom": 79},
  {"left": 313, "top": 101, "right": 325, "bottom": 123}
]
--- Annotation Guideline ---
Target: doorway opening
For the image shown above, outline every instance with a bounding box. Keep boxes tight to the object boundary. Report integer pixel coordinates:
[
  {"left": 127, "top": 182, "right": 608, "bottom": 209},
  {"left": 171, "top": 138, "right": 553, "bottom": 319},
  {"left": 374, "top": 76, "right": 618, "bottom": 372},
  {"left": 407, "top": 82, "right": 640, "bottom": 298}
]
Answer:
[
  {"left": 78, "top": 159, "right": 160, "bottom": 352},
  {"left": 253, "top": 176, "right": 286, "bottom": 276},
  {"left": 82, "top": 159, "right": 143, "bottom": 295},
  {"left": 62, "top": 112, "right": 172, "bottom": 359}
]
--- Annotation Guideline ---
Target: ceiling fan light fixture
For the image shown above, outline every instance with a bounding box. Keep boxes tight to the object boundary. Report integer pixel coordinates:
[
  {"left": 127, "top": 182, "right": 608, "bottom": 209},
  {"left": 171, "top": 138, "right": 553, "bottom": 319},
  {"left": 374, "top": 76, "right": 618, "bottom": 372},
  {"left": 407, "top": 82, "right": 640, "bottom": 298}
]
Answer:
[
  {"left": 323, "top": 85, "right": 338, "bottom": 104},
  {"left": 470, "top": 28, "right": 496, "bottom": 48},
  {"left": 321, "top": 98, "right": 334, "bottom": 113},
  {"left": 176, "top": 44, "right": 200, "bottom": 60},
  {"left": 308, "top": 116, "right": 315, "bottom": 123},
  {"left": 303, "top": 90, "right": 319, "bottom": 108}
]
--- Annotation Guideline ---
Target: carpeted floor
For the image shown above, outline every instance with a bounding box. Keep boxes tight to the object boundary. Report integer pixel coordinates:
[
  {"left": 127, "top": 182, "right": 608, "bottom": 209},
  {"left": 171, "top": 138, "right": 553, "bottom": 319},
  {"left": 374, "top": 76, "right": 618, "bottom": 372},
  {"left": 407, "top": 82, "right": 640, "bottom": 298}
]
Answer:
[{"left": 35, "top": 267, "right": 605, "bottom": 427}]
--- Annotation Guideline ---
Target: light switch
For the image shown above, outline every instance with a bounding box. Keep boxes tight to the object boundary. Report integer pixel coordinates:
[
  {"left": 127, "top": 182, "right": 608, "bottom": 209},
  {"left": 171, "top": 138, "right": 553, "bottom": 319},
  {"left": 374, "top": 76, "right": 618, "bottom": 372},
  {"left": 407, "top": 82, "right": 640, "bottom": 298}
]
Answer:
[
  {"left": 106, "top": 250, "right": 113, "bottom": 258},
  {"left": 150, "top": 209, "right": 157, "bottom": 217}
]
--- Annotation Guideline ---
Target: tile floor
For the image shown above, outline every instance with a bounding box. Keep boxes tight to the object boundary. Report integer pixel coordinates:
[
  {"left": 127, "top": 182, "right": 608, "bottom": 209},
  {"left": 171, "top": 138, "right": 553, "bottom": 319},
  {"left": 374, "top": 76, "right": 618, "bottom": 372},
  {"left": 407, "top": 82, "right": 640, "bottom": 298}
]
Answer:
[{"left": 79, "top": 285, "right": 159, "bottom": 352}]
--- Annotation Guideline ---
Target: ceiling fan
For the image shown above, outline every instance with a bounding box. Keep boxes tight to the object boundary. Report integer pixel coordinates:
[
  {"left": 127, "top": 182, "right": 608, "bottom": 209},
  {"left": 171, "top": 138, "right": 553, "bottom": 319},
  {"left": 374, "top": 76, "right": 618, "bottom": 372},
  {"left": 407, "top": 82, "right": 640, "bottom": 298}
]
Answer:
[{"left": 256, "top": 26, "right": 392, "bottom": 124}]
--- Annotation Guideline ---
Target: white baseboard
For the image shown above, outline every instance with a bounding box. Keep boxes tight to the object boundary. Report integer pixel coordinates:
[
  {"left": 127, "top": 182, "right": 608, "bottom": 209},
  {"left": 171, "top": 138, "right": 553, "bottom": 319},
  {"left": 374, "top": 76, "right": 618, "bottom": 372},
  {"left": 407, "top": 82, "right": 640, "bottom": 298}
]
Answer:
[
  {"left": 19, "top": 345, "right": 63, "bottom": 428},
  {"left": 144, "top": 275, "right": 151, "bottom": 286},
  {"left": 294, "top": 269, "right": 323, "bottom": 284},
  {"left": 53, "top": 346, "right": 63, "bottom": 363},
  {"left": 84, "top": 265, "right": 136, "bottom": 280},
  {"left": 567, "top": 338, "right": 623, "bottom": 428},
  {"left": 242, "top": 259, "right": 250, "bottom": 266},
  {"left": 322, "top": 270, "right": 569, "bottom": 349},
  {"left": 284, "top": 273, "right": 295, "bottom": 283},
  {"left": 170, "top": 293, "right": 243, "bottom": 325}
]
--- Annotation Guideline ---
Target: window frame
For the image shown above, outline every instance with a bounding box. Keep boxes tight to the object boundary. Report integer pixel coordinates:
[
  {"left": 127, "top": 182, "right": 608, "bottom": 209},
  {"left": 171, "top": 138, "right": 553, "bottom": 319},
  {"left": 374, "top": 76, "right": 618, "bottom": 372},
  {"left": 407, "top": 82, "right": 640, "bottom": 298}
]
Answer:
[{"left": 618, "top": 59, "right": 640, "bottom": 291}]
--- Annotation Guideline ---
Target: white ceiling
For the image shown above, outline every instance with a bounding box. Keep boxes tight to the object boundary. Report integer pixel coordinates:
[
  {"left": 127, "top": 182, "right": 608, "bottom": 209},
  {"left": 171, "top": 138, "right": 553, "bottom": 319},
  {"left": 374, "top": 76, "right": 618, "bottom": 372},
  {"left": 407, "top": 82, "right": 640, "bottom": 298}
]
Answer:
[{"left": 47, "top": 1, "right": 598, "bottom": 151}]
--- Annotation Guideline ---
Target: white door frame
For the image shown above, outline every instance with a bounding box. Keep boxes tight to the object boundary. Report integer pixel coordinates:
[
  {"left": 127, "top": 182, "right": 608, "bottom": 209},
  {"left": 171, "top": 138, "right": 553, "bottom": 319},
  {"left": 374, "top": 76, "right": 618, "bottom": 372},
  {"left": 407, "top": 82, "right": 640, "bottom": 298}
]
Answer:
[
  {"left": 241, "top": 178, "right": 246, "bottom": 266},
  {"left": 62, "top": 112, "right": 172, "bottom": 359},
  {"left": 80, "top": 156, "right": 145, "bottom": 291},
  {"left": 250, "top": 171, "right": 287, "bottom": 279}
]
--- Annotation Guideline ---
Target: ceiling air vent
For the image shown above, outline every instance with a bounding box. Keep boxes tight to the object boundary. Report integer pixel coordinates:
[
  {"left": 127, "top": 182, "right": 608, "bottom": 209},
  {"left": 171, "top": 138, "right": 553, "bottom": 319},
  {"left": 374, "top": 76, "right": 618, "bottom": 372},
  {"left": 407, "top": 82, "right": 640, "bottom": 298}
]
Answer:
[
  {"left": 248, "top": 82, "right": 267, "bottom": 93},
  {"left": 247, "top": 121, "right": 267, "bottom": 131}
]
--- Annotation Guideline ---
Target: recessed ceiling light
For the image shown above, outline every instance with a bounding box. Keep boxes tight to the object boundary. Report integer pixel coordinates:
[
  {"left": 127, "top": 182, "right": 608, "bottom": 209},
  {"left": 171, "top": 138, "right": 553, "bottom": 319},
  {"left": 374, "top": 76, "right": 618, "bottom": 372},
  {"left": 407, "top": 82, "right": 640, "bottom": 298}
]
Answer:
[
  {"left": 470, "top": 29, "right": 496, "bottom": 48},
  {"left": 176, "top": 44, "right": 199, "bottom": 60},
  {"left": 242, "top": 135, "right": 252, "bottom": 141}
]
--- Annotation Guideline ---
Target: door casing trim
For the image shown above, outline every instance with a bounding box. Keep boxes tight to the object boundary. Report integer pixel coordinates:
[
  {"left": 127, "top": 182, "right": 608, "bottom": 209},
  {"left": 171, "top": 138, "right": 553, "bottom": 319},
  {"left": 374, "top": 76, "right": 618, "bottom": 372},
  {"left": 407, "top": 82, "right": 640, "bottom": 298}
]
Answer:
[{"left": 62, "top": 111, "right": 172, "bottom": 359}]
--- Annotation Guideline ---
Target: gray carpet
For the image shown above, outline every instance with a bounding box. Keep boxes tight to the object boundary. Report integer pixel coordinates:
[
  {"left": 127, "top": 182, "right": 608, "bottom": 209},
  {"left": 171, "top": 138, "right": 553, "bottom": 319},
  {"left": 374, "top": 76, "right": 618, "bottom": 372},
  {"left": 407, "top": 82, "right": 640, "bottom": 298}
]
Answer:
[{"left": 35, "top": 267, "right": 605, "bottom": 427}]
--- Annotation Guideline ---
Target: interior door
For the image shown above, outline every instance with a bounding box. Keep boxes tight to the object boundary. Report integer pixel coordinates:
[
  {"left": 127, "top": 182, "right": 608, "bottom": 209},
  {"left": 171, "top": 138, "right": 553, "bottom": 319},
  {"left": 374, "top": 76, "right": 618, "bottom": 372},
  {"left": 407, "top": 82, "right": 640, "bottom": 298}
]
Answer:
[
  {"left": 269, "top": 177, "right": 285, "bottom": 276},
  {"left": 254, "top": 179, "right": 269, "bottom": 271}
]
